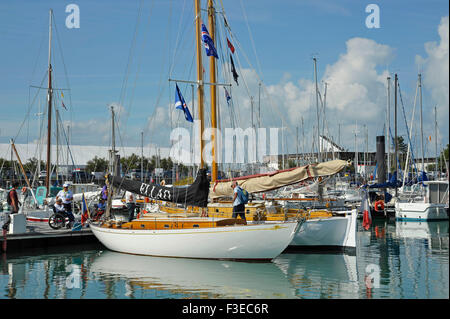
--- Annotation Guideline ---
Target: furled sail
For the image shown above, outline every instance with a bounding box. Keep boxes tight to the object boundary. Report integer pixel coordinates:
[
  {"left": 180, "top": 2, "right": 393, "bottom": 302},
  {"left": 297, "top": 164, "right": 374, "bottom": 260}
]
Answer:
[
  {"left": 210, "top": 159, "right": 350, "bottom": 199},
  {"left": 108, "top": 168, "right": 210, "bottom": 207}
]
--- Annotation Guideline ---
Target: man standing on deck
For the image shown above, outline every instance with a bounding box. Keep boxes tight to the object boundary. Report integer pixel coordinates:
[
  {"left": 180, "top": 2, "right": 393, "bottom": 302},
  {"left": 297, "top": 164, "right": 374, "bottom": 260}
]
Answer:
[
  {"left": 125, "top": 190, "right": 136, "bottom": 222},
  {"left": 231, "top": 181, "right": 247, "bottom": 224}
]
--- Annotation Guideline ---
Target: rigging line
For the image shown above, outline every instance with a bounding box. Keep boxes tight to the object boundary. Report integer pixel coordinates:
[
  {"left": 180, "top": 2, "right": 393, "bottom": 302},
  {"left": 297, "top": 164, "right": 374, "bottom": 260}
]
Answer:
[
  {"left": 122, "top": 0, "right": 156, "bottom": 144},
  {"left": 225, "top": 27, "right": 292, "bottom": 136},
  {"left": 239, "top": 0, "right": 263, "bottom": 80},
  {"left": 57, "top": 109, "right": 77, "bottom": 170},
  {"left": 28, "top": 19, "right": 47, "bottom": 90},
  {"left": 13, "top": 72, "right": 48, "bottom": 143},
  {"left": 169, "top": 0, "right": 189, "bottom": 77},
  {"left": 51, "top": 10, "right": 73, "bottom": 110},
  {"left": 51, "top": 11, "right": 75, "bottom": 139},
  {"left": 117, "top": 0, "right": 145, "bottom": 124},
  {"left": 115, "top": 1, "right": 157, "bottom": 174},
  {"left": 145, "top": 2, "right": 180, "bottom": 157},
  {"left": 398, "top": 80, "right": 419, "bottom": 174},
  {"left": 117, "top": 2, "right": 172, "bottom": 189}
]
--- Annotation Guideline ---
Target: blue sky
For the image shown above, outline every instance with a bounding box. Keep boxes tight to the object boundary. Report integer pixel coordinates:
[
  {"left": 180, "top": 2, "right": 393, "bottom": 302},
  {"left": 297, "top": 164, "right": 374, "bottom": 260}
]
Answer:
[{"left": 0, "top": 0, "right": 448, "bottom": 161}]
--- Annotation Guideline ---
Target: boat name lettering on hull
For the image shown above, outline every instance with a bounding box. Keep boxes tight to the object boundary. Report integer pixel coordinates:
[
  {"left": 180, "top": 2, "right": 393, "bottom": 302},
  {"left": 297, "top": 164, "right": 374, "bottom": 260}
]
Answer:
[{"left": 139, "top": 183, "right": 172, "bottom": 201}]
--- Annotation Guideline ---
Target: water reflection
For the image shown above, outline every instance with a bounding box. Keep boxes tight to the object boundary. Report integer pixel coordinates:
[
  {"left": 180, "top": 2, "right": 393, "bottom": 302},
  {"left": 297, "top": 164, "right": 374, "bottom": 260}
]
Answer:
[
  {"left": 274, "top": 253, "right": 359, "bottom": 298},
  {"left": 356, "top": 220, "right": 449, "bottom": 299},
  {"left": 0, "top": 248, "right": 95, "bottom": 299},
  {"left": 89, "top": 251, "right": 297, "bottom": 299},
  {"left": 0, "top": 220, "right": 448, "bottom": 299}
]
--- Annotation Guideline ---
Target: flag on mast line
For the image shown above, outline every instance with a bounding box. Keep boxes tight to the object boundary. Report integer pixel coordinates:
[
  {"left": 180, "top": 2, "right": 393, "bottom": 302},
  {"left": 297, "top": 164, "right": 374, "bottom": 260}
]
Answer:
[
  {"left": 230, "top": 54, "right": 239, "bottom": 85},
  {"left": 201, "top": 24, "right": 219, "bottom": 59},
  {"left": 224, "top": 87, "right": 231, "bottom": 106},
  {"left": 175, "top": 84, "right": 194, "bottom": 123},
  {"left": 227, "top": 38, "right": 235, "bottom": 54},
  {"left": 81, "top": 192, "right": 90, "bottom": 225}
]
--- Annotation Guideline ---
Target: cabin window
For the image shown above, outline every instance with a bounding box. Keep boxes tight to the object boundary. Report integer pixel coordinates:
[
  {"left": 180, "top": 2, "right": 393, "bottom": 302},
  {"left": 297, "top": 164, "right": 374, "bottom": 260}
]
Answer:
[
  {"left": 193, "top": 224, "right": 199, "bottom": 228},
  {"left": 164, "top": 224, "right": 170, "bottom": 228},
  {"left": 140, "top": 224, "right": 145, "bottom": 228},
  {"left": 215, "top": 209, "right": 219, "bottom": 212}
]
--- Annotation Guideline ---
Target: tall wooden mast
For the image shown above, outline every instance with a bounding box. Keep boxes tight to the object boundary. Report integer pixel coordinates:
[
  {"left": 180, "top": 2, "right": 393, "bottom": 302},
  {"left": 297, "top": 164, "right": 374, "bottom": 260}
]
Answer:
[
  {"left": 208, "top": 0, "right": 218, "bottom": 182},
  {"left": 45, "top": 9, "right": 53, "bottom": 194},
  {"left": 194, "top": 0, "right": 205, "bottom": 169}
]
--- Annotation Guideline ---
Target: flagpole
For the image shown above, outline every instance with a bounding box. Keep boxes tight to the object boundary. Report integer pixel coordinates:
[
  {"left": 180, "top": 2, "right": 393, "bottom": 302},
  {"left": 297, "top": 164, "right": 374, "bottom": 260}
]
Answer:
[
  {"left": 208, "top": 0, "right": 218, "bottom": 182},
  {"left": 194, "top": 0, "right": 205, "bottom": 170}
]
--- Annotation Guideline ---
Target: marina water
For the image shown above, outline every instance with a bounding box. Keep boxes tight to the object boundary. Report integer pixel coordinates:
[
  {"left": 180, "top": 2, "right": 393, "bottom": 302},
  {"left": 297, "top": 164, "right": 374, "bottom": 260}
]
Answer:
[{"left": 0, "top": 219, "right": 448, "bottom": 299}]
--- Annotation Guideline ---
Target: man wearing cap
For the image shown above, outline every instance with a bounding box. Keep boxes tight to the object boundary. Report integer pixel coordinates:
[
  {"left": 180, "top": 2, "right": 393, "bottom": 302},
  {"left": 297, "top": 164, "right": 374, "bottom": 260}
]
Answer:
[{"left": 56, "top": 184, "right": 74, "bottom": 225}]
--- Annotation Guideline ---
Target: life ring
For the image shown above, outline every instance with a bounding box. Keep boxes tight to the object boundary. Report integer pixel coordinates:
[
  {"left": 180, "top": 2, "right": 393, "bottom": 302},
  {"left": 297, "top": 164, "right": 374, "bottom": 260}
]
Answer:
[{"left": 374, "top": 200, "right": 384, "bottom": 212}]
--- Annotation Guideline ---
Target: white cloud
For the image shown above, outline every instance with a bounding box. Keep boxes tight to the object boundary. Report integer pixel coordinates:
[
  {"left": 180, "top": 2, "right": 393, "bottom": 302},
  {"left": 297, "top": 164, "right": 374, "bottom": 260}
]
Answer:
[
  {"left": 416, "top": 16, "right": 449, "bottom": 145},
  {"left": 257, "top": 37, "right": 395, "bottom": 150}
]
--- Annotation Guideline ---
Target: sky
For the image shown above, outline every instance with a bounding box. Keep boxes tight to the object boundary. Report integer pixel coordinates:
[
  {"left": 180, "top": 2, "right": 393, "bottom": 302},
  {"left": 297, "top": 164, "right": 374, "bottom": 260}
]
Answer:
[{"left": 0, "top": 0, "right": 448, "bottom": 164}]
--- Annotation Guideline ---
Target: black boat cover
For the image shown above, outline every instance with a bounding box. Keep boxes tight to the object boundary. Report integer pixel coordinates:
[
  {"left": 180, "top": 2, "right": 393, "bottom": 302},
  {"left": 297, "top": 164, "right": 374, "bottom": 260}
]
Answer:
[{"left": 107, "top": 168, "right": 210, "bottom": 207}]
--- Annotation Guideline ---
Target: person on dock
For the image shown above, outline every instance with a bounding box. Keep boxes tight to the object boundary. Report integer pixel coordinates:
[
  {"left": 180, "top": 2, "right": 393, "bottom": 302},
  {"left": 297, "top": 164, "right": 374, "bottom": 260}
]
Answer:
[
  {"left": 125, "top": 190, "right": 136, "bottom": 222},
  {"left": 56, "top": 183, "right": 74, "bottom": 225},
  {"left": 2, "top": 182, "right": 21, "bottom": 231},
  {"left": 231, "top": 181, "right": 247, "bottom": 224},
  {"left": 53, "top": 198, "right": 75, "bottom": 228}
]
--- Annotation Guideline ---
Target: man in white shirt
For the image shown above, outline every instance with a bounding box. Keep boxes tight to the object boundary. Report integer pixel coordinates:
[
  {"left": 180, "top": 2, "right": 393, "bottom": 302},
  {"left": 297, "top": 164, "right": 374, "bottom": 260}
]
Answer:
[
  {"left": 125, "top": 190, "right": 136, "bottom": 222},
  {"left": 56, "top": 183, "right": 74, "bottom": 214}
]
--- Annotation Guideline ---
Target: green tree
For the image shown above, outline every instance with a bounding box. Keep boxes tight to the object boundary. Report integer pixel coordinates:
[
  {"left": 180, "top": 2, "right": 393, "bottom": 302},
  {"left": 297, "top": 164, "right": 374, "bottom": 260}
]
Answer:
[
  {"left": 428, "top": 144, "right": 449, "bottom": 173},
  {"left": 120, "top": 153, "right": 141, "bottom": 172},
  {"left": 86, "top": 156, "right": 109, "bottom": 173}
]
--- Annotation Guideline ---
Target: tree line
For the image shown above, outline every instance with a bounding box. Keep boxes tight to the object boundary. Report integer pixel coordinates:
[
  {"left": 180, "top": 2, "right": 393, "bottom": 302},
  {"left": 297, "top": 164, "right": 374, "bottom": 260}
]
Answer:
[{"left": 0, "top": 154, "right": 192, "bottom": 178}]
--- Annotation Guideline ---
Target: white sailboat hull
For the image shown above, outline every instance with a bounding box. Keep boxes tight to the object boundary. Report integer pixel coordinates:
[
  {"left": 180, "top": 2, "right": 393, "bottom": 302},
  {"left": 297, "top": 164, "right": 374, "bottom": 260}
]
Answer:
[
  {"left": 289, "top": 209, "right": 357, "bottom": 250},
  {"left": 395, "top": 202, "right": 448, "bottom": 221},
  {"left": 90, "top": 221, "right": 300, "bottom": 261}
]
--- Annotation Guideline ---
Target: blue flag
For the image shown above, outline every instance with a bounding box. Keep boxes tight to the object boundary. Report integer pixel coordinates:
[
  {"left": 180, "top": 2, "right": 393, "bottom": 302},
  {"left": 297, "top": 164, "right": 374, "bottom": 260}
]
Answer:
[
  {"left": 224, "top": 87, "right": 231, "bottom": 106},
  {"left": 175, "top": 84, "right": 194, "bottom": 122},
  {"left": 201, "top": 24, "right": 218, "bottom": 59}
]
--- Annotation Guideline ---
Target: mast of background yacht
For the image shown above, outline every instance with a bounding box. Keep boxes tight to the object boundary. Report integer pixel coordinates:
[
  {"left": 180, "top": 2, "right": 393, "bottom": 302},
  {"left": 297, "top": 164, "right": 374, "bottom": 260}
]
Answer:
[
  {"left": 313, "top": 57, "right": 321, "bottom": 162},
  {"left": 386, "top": 76, "right": 391, "bottom": 177},
  {"left": 394, "top": 73, "right": 398, "bottom": 198},
  {"left": 45, "top": 9, "right": 53, "bottom": 195},
  {"left": 418, "top": 73, "right": 425, "bottom": 179}
]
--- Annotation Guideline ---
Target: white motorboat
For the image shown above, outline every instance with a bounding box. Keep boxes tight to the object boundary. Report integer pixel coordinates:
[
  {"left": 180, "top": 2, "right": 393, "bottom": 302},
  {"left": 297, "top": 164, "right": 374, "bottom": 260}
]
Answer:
[
  {"left": 396, "top": 181, "right": 449, "bottom": 221},
  {"left": 289, "top": 209, "right": 357, "bottom": 252}
]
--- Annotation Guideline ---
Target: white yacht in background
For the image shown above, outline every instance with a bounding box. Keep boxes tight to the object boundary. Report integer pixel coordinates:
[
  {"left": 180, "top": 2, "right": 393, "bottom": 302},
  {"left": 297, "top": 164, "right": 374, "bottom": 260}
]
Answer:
[
  {"left": 289, "top": 209, "right": 357, "bottom": 253},
  {"left": 395, "top": 180, "right": 448, "bottom": 221}
]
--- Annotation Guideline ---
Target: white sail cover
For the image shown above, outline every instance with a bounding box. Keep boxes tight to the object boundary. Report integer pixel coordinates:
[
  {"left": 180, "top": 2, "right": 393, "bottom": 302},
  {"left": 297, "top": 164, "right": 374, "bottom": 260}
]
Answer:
[{"left": 210, "top": 159, "right": 350, "bottom": 198}]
